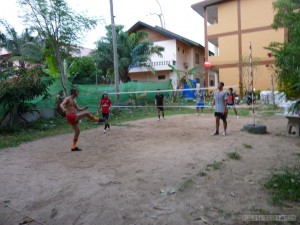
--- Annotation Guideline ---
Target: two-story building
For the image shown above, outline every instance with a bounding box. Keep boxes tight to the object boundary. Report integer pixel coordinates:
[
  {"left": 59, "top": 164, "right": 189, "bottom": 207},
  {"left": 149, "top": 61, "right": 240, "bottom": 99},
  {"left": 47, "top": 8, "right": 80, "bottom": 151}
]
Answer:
[
  {"left": 192, "top": 0, "right": 286, "bottom": 92},
  {"left": 127, "top": 21, "right": 213, "bottom": 89}
]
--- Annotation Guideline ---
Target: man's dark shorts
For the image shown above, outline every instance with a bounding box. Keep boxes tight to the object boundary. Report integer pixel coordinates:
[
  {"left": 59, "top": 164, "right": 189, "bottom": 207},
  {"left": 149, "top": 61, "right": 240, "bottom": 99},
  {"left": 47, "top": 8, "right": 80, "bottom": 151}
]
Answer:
[
  {"left": 215, "top": 112, "right": 226, "bottom": 121},
  {"left": 102, "top": 113, "right": 110, "bottom": 120},
  {"left": 157, "top": 107, "right": 164, "bottom": 111}
]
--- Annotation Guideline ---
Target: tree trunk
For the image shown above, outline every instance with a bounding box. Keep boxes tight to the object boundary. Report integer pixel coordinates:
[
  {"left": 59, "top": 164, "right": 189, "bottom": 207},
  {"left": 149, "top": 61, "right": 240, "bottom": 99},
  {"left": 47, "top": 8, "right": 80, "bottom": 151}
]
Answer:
[
  {"left": 53, "top": 48, "right": 68, "bottom": 97},
  {"left": 109, "top": 0, "right": 120, "bottom": 106}
]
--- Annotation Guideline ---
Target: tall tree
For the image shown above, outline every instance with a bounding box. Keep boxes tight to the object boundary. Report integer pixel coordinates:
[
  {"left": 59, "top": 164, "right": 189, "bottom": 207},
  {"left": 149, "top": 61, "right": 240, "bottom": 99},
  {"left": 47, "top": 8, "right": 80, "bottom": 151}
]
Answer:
[
  {"left": 266, "top": 0, "right": 300, "bottom": 98},
  {"left": 93, "top": 25, "right": 164, "bottom": 82},
  {"left": 0, "top": 20, "right": 45, "bottom": 82},
  {"left": 18, "top": 0, "right": 97, "bottom": 96},
  {"left": 68, "top": 56, "right": 97, "bottom": 84}
]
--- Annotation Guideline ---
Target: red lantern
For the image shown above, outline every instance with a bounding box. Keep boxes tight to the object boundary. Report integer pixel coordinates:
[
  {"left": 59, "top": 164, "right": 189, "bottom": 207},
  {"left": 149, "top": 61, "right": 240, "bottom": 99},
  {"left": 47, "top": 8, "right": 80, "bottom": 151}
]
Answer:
[
  {"left": 267, "top": 52, "right": 273, "bottom": 58},
  {"left": 204, "top": 61, "right": 212, "bottom": 69}
]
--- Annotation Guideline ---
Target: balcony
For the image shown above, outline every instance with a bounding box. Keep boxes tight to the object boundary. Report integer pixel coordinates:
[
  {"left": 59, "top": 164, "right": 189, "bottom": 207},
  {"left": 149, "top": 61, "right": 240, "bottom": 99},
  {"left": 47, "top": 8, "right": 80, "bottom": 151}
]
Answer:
[{"left": 129, "top": 60, "right": 176, "bottom": 73}]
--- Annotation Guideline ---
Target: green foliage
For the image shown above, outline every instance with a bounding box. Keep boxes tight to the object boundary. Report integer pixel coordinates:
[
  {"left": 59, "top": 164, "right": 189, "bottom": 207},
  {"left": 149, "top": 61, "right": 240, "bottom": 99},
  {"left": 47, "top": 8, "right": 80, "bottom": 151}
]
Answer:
[
  {"left": 0, "top": 20, "right": 44, "bottom": 70},
  {"left": 206, "top": 161, "right": 223, "bottom": 170},
  {"left": 0, "top": 70, "right": 53, "bottom": 126},
  {"left": 242, "top": 143, "right": 253, "bottom": 149},
  {"left": 266, "top": 0, "right": 300, "bottom": 98},
  {"left": 226, "top": 151, "right": 241, "bottom": 160},
  {"left": 0, "top": 117, "right": 94, "bottom": 149},
  {"left": 265, "top": 167, "right": 300, "bottom": 204},
  {"left": 0, "top": 21, "right": 54, "bottom": 126},
  {"left": 93, "top": 25, "right": 164, "bottom": 82},
  {"left": 0, "top": 107, "right": 196, "bottom": 149},
  {"left": 18, "top": 0, "right": 98, "bottom": 95},
  {"left": 68, "top": 57, "right": 97, "bottom": 84}
]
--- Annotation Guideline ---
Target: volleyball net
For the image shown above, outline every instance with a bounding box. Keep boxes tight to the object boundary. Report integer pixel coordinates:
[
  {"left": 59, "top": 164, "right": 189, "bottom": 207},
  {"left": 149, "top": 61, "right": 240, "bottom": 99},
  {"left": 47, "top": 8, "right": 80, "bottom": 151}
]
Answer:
[{"left": 0, "top": 79, "right": 241, "bottom": 119}]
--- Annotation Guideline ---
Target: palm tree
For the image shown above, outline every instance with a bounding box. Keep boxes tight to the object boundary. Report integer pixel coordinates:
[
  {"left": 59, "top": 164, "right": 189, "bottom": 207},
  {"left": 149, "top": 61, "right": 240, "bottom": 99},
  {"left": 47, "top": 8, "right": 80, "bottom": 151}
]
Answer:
[
  {"left": 0, "top": 20, "right": 45, "bottom": 74},
  {"left": 92, "top": 25, "right": 164, "bottom": 82}
]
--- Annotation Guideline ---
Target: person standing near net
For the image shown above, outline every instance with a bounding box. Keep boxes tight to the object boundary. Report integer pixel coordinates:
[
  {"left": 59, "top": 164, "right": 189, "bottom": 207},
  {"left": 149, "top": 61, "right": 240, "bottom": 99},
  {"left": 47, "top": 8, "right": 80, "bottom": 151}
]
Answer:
[
  {"left": 155, "top": 89, "right": 165, "bottom": 121},
  {"left": 98, "top": 92, "right": 111, "bottom": 133},
  {"left": 195, "top": 89, "right": 205, "bottom": 116},
  {"left": 211, "top": 82, "right": 228, "bottom": 136},
  {"left": 60, "top": 88, "right": 102, "bottom": 151},
  {"left": 226, "top": 87, "right": 239, "bottom": 118}
]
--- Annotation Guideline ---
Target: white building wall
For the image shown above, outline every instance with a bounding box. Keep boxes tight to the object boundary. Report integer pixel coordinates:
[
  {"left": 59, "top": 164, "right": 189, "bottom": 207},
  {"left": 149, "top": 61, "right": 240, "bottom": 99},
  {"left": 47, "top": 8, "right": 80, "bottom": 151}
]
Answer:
[{"left": 129, "top": 39, "right": 177, "bottom": 73}]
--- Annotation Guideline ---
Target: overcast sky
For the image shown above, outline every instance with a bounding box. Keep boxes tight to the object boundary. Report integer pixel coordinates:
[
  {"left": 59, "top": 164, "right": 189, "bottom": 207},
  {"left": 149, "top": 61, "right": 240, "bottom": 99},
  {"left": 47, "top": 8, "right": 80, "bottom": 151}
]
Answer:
[{"left": 1, "top": 0, "right": 205, "bottom": 49}]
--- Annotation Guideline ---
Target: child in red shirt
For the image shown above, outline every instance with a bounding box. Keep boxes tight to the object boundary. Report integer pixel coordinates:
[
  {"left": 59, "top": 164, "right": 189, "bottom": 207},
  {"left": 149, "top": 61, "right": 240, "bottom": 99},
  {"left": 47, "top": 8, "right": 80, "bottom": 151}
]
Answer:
[{"left": 98, "top": 92, "right": 111, "bottom": 133}]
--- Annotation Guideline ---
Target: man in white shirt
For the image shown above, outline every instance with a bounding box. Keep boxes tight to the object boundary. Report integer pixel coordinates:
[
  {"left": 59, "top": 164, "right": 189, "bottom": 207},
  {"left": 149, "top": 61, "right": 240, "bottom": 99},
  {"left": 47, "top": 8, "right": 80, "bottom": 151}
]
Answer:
[{"left": 211, "top": 82, "right": 228, "bottom": 136}]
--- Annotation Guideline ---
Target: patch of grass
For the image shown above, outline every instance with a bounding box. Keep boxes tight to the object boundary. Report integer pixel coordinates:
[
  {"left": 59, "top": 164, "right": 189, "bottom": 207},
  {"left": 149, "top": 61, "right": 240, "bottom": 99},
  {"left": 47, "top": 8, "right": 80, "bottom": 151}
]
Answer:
[
  {"left": 0, "top": 107, "right": 196, "bottom": 150},
  {"left": 110, "top": 107, "right": 196, "bottom": 125},
  {"left": 0, "top": 105, "right": 278, "bottom": 150},
  {"left": 265, "top": 167, "right": 300, "bottom": 205},
  {"left": 0, "top": 117, "right": 97, "bottom": 149},
  {"left": 206, "top": 161, "right": 223, "bottom": 171},
  {"left": 226, "top": 151, "right": 241, "bottom": 160},
  {"left": 295, "top": 153, "right": 300, "bottom": 158},
  {"left": 243, "top": 143, "right": 253, "bottom": 149},
  {"left": 260, "top": 111, "right": 276, "bottom": 118},
  {"left": 178, "top": 178, "right": 193, "bottom": 192}
]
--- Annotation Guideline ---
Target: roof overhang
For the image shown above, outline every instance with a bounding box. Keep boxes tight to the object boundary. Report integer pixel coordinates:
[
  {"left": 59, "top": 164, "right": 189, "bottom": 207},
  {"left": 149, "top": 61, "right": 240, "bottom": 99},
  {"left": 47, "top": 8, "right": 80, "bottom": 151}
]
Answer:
[
  {"left": 128, "top": 21, "right": 205, "bottom": 49},
  {"left": 191, "top": 0, "right": 224, "bottom": 23}
]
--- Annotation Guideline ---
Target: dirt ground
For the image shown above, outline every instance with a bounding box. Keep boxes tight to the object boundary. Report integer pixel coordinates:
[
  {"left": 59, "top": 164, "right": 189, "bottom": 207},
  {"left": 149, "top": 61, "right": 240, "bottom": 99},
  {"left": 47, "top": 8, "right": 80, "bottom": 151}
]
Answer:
[{"left": 0, "top": 113, "right": 299, "bottom": 225}]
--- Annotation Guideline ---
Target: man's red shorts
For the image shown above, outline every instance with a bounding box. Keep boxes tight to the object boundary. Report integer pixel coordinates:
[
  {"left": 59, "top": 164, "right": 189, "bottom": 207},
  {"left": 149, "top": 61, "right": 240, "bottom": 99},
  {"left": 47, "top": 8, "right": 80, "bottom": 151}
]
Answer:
[{"left": 66, "top": 113, "right": 77, "bottom": 125}]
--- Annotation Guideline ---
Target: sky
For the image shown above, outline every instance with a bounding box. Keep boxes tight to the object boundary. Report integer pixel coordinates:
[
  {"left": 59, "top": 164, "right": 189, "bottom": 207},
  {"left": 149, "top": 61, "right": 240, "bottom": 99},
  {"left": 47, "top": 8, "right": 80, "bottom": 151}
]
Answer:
[{"left": 1, "top": 0, "right": 205, "bottom": 49}]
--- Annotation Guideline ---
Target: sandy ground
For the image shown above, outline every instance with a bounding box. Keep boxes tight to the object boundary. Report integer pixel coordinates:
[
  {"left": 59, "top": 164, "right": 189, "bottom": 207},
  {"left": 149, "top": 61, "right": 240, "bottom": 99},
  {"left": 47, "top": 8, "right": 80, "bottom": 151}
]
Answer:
[{"left": 0, "top": 113, "right": 299, "bottom": 225}]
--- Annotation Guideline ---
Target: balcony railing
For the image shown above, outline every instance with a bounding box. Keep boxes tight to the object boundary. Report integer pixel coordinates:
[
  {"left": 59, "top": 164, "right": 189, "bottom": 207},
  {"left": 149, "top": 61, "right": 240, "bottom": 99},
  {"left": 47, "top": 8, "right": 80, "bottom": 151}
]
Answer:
[{"left": 129, "top": 60, "right": 176, "bottom": 69}]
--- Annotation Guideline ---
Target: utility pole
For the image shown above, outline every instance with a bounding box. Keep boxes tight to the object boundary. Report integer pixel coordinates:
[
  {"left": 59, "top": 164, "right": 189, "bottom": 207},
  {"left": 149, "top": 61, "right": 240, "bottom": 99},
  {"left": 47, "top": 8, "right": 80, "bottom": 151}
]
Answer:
[
  {"left": 109, "top": 0, "right": 120, "bottom": 106},
  {"left": 249, "top": 42, "right": 255, "bottom": 126}
]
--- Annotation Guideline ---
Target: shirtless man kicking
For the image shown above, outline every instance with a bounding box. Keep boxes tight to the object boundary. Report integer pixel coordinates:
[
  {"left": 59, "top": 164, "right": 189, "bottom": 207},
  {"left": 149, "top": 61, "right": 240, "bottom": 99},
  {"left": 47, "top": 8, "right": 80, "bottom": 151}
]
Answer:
[{"left": 60, "top": 88, "right": 102, "bottom": 151}]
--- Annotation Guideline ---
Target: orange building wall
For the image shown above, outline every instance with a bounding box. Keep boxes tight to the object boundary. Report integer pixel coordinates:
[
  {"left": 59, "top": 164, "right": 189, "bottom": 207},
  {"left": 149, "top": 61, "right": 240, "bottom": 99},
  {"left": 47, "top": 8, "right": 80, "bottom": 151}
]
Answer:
[
  {"left": 219, "top": 68, "right": 239, "bottom": 89},
  {"left": 208, "top": 1, "right": 238, "bottom": 35},
  {"left": 210, "top": 35, "right": 239, "bottom": 66},
  {"left": 240, "top": 0, "right": 275, "bottom": 29},
  {"left": 241, "top": 29, "right": 285, "bottom": 58},
  {"left": 206, "top": 0, "right": 284, "bottom": 91}
]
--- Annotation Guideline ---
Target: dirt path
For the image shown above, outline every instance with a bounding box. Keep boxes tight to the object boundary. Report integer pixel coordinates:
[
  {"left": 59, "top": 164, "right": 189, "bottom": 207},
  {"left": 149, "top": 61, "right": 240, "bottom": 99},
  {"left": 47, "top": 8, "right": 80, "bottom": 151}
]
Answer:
[{"left": 0, "top": 114, "right": 299, "bottom": 225}]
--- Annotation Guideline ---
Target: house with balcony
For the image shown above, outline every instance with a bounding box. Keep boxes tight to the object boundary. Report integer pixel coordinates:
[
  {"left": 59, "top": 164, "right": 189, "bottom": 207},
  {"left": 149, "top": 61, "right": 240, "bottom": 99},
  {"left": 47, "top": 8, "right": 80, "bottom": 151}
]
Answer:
[
  {"left": 128, "top": 21, "right": 211, "bottom": 88},
  {"left": 192, "top": 0, "right": 286, "bottom": 92}
]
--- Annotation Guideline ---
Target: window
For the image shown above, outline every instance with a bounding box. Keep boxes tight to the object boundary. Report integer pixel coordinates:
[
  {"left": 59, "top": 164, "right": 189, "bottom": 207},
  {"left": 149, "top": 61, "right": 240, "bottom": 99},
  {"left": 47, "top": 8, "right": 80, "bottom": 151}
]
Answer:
[
  {"left": 210, "top": 79, "right": 215, "bottom": 86},
  {"left": 177, "top": 47, "right": 180, "bottom": 52},
  {"left": 158, "top": 75, "right": 166, "bottom": 80},
  {"left": 195, "top": 53, "right": 200, "bottom": 65}
]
